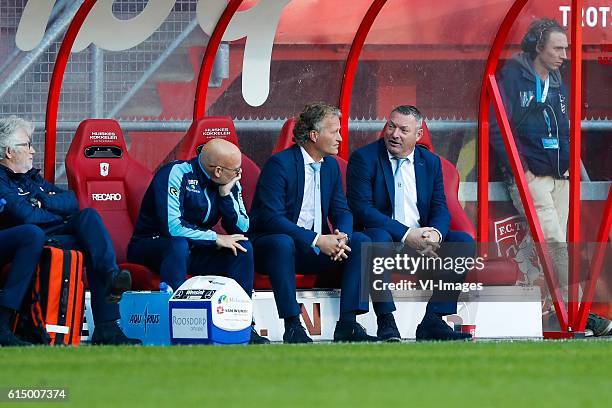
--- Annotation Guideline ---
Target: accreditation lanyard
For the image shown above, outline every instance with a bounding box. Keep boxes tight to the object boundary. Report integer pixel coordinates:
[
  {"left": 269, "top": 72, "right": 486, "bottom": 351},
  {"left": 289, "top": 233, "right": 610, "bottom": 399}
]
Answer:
[{"left": 536, "top": 76, "right": 552, "bottom": 137}]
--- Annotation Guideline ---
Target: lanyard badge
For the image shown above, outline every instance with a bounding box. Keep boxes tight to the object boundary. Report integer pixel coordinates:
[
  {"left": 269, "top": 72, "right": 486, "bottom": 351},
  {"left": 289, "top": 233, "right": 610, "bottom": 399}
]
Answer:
[{"left": 536, "top": 77, "right": 555, "bottom": 146}]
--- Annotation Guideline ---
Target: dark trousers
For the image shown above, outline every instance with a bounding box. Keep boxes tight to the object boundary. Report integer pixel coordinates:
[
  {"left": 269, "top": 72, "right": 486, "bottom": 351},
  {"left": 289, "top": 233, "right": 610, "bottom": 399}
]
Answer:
[
  {"left": 425, "top": 230, "right": 475, "bottom": 316},
  {"left": 361, "top": 228, "right": 397, "bottom": 316},
  {"left": 0, "top": 225, "right": 45, "bottom": 310},
  {"left": 46, "top": 208, "right": 120, "bottom": 323},
  {"left": 127, "top": 237, "right": 254, "bottom": 297},
  {"left": 252, "top": 232, "right": 371, "bottom": 319},
  {"left": 363, "top": 229, "right": 475, "bottom": 316}
]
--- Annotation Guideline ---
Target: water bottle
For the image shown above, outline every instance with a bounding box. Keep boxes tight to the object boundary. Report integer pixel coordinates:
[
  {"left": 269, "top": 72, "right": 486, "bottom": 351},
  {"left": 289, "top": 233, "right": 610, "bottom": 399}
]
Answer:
[{"left": 159, "top": 281, "right": 173, "bottom": 296}]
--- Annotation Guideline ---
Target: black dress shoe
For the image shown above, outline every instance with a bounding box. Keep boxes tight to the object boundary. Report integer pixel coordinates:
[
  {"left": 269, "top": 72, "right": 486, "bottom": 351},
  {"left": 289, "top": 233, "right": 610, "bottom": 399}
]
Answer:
[
  {"left": 106, "top": 269, "right": 132, "bottom": 303},
  {"left": 91, "top": 321, "right": 142, "bottom": 345},
  {"left": 333, "top": 321, "right": 378, "bottom": 343},
  {"left": 283, "top": 324, "right": 313, "bottom": 344},
  {"left": 249, "top": 327, "right": 270, "bottom": 344},
  {"left": 416, "top": 313, "right": 472, "bottom": 341},
  {"left": 0, "top": 325, "right": 32, "bottom": 347},
  {"left": 377, "top": 313, "right": 401, "bottom": 342}
]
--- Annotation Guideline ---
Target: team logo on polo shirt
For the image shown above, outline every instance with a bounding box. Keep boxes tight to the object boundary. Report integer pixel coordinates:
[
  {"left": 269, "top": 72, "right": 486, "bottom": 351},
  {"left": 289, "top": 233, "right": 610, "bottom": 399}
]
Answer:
[{"left": 169, "top": 186, "right": 179, "bottom": 197}]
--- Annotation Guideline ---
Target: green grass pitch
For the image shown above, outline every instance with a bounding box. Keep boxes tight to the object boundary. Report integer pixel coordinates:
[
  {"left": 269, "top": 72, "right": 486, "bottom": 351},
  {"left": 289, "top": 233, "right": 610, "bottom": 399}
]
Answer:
[{"left": 1, "top": 341, "right": 611, "bottom": 407}]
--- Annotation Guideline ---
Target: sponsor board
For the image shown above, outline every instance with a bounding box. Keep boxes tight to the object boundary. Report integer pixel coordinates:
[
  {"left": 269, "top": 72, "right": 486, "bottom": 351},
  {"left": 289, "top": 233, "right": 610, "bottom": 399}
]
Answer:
[
  {"left": 252, "top": 288, "right": 542, "bottom": 342},
  {"left": 119, "top": 291, "right": 172, "bottom": 345},
  {"left": 85, "top": 288, "right": 542, "bottom": 343},
  {"left": 171, "top": 308, "right": 208, "bottom": 339}
]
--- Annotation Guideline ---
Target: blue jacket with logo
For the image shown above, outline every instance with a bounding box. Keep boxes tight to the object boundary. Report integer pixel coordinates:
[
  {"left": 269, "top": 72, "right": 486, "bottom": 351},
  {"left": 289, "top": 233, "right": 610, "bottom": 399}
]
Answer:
[
  {"left": 131, "top": 155, "right": 249, "bottom": 245},
  {"left": 490, "top": 52, "right": 570, "bottom": 178},
  {"left": 0, "top": 164, "right": 79, "bottom": 230},
  {"left": 0, "top": 165, "right": 79, "bottom": 229}
]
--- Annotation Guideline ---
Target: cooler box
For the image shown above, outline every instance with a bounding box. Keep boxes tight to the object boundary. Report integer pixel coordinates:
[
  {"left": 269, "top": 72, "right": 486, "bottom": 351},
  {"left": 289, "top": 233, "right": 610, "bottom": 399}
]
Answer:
[
  {"left": 169, "top": 276, "right": 252, "bottom": 345},
  {"left": 119, "top": 291, "right": 172, "bottom": 345}
]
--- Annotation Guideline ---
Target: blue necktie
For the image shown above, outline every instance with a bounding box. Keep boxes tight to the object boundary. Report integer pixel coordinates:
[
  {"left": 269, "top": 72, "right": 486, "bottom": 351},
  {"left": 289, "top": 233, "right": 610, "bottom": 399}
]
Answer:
[
  {"left": 309, "top": 162, "right": 322, "bottom": 254},
  {"left": 392, "top": 157, "right": 408, "bottom": 224}
]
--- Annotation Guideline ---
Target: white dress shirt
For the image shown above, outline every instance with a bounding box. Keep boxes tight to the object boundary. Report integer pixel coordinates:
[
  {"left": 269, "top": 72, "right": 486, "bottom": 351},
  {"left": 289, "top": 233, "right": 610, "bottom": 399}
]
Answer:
[
  {"left": 388, "top": 150, "right": 420, "bottom": 229},
  {"left": 388, "top": 150, "right": 441, "bottom": 243},
  {"left": 297, "top": 146, "right": 322, "bottom": 247}
]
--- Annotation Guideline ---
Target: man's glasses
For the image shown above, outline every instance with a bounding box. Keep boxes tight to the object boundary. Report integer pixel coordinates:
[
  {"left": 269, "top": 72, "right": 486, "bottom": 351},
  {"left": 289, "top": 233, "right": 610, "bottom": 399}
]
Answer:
[
  {"left": 210, "top": 164, "right": 242, "bottom": 176},
  {"left": 13, "top": 142, "right": 33, "bottom": 150}
]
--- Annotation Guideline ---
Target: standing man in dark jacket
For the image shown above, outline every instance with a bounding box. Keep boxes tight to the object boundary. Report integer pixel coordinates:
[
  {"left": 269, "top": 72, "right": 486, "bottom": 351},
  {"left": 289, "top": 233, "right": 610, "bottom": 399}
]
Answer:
[
  {"left": 491, "top": 19, "right": 570, "bottom": 183},
  {"left": 490, "top": 19, "right": 570, "bottom": 293},
  {"left": 491, "top": 19, "right": 612, "bottom": 335},
  {"left": 0, "top": 116, "right": 140, "bottom": 345}
]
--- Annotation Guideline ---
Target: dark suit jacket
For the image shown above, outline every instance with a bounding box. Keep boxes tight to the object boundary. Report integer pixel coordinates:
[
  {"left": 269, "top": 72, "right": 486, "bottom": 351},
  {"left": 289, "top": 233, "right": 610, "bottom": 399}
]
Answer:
[
  {"left": 249, "top": 145, "right": 353, "bottom": 247},
  {"left": 347, "top": 139, "right": 450, "bottom": 242}
]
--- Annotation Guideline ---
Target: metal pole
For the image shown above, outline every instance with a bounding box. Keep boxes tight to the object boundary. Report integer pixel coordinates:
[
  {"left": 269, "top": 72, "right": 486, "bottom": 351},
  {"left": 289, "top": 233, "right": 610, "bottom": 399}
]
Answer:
[
  {"left": 91, "top": 46, "right": 104, "bottom": 117},
  {"left": 44, "top": 0, "right": 97, "bottom": 183},
  {"left": 193, "top": 0, "right": 243, "bottom": 120},
  {"left": 568, "top": 0, "right": 583, "bottom": 329},
  {"left": 0, "top": 0, "right": 84, "bottom": 100},
  {"left": 0, "top": 0, "right": 70, "bottom": 78},
  {"left": 35, "top": 118, "right": 612, "bottom": 133},
  {"left": 107, "top": 18, "right": 200, "bottom": 118},
  {"left": 476, "top": 0, "right": 529, "bottom": 245},
  {"left": 338, "top": 0, "right": 388, "bottom": 160},
  {"left": 487, "top": 75, "right": 569, "bottom": 331}
]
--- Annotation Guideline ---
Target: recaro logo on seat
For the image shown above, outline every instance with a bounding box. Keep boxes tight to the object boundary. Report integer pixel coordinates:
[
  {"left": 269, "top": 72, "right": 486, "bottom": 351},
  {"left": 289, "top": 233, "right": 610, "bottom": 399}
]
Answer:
[{"left": 92, "top": 193, "right": 122, "bottom": 201}]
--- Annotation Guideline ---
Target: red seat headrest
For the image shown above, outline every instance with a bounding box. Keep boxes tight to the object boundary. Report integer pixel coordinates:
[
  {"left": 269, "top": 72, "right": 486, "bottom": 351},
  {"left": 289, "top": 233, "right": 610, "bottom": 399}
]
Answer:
[
  {"left": 66, "top": 119, "right": 133, "bottom": 193},
  {"left": 68, "top": 119, "right": 128, "bottom": 152},
  {"left": 168, "top": 116, "right": 240, "bottom": 162},
  {"left": 273, "top": 118, "right": 296, "bottom": 154}
]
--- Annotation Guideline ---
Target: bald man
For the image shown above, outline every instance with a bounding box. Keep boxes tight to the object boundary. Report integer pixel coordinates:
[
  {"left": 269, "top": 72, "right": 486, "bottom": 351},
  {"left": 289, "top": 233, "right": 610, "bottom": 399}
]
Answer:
[{"left": 128, "top": 139, "right": 267, "bottom": 343}]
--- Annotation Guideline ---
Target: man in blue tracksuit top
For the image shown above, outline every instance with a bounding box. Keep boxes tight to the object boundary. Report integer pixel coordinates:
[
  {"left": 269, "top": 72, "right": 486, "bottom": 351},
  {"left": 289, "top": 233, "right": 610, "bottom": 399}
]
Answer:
[
  {"left": 0, "top": 116, "right": 139, "bottom": 345},
  {"left": 128, "top": 138, "right": 268, "bottom": 344}
]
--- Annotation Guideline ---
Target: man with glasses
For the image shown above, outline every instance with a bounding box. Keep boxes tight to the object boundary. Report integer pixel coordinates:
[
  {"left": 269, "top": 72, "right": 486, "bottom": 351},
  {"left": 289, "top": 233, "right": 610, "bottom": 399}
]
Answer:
[
  {"left": 128, "top": 138, "right": 268, "bottom": 344},
  {"left": 0, "top": 116, "right": 140, "bottom": 345}
]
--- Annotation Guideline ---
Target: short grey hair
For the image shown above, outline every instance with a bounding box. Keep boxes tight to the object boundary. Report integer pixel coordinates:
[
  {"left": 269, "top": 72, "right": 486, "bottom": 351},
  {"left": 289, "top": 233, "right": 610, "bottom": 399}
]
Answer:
[
  {"left": 0, "top": 116, "right": 34, "bottom": 158},
  {"left": 293, "top": 102, "right": 341, "bottom": 146},
  {"left": 391, "top": 105, "right": 423, "bottom": 131}
]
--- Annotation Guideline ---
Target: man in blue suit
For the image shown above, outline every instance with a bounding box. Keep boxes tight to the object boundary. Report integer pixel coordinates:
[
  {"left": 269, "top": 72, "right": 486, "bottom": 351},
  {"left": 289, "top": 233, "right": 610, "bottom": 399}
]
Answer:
[
  {"left": 347, "top": 105, "right": 473, "bottom": 341},
  {"left": 250, "top": 103, "right": 379, "bottom": 343}
]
